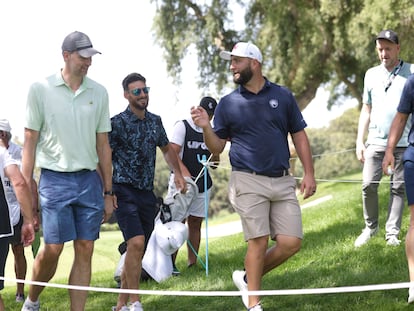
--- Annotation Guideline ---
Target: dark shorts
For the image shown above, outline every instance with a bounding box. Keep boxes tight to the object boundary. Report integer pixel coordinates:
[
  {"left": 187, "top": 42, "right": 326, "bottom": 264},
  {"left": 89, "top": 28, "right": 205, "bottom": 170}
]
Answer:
[
  {"left": 0, "top": 236, "right": 10, "bottom": 290},
  {"left": 404, "top": 146, "right": 414, "bottom": 205},
  {"left": 114, "top": 184, "right": 157, "bottom": 245},
  {"left": 39, "top": 169, "right": 104, "bottom": 244},
  {"left": 9, "top": 216, "right": 23, "bottom": 246}
]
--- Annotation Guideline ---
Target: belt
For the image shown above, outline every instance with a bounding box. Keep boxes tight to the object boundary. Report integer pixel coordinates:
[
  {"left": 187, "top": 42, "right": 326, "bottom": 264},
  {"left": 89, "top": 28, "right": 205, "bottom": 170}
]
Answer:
[
  {"left": 232, "top": 167, "right": 289, "bottom": 178},
  {"left": 41, "top": 168, "right": 92, "bottom": 174}
]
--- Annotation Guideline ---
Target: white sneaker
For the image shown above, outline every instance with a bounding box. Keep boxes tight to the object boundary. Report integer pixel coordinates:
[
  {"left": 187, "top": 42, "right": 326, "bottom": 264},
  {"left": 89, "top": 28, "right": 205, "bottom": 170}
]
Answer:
[
  {"left": 129, "top": 301, "right": 143, "bottom": 311},
  {"left": 232, "top": 270, "right": 248, "bottom": 308},
  {"left": 112, "top": 306, "right": 130, "bottom": 311},
  {"left": 21, "top": 298, "right": 40, "bottom": 311},
  {"left": 408, "top": 284, "right": 414, "bottom": 304},
  {"left": 386, "top": 236, "right": 401, "bottom": 246},
  {"left": 354, "top": 226, "right": 379, "bottom": 247},
  {"left": 248, "top": 303, "right": 263, "bottom": 311}
]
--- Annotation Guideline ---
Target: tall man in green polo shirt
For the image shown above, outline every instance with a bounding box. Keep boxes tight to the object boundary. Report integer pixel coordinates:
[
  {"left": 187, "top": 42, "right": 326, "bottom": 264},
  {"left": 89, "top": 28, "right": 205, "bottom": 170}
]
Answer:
[{"left": 21, "top": 31, "right": 115, "bottom": 311}]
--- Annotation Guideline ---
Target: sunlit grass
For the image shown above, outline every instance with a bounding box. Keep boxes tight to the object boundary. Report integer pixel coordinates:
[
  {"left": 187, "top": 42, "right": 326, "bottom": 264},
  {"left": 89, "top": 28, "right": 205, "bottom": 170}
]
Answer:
[{"left": 2, "top": 172, "right": 411, "bottom": 310}]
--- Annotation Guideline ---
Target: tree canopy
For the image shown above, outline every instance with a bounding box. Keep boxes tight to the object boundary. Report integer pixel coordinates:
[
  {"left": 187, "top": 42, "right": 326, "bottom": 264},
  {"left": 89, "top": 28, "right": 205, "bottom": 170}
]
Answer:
[{"left": 152, "top": 0, "right": 414, "bottom": 110}]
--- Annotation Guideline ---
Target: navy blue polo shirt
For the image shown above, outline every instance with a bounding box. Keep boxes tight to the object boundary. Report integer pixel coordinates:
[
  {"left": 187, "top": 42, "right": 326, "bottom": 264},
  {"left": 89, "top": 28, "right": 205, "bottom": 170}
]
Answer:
[
  {"left": 398, "top": 74, "right": 414, "bottom": 145},
  {"left": 214, "top": 79, "right": 306, "bottom": 175}
]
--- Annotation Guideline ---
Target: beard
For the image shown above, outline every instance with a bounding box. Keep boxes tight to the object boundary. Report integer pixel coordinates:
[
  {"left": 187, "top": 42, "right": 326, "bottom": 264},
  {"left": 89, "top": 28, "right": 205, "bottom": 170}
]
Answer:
[
  {"left": 233, "top": 66, "right": 253, "bottom": 85},
  {"left": 132, "top": 98, "right": 149, "bottom": 111}
]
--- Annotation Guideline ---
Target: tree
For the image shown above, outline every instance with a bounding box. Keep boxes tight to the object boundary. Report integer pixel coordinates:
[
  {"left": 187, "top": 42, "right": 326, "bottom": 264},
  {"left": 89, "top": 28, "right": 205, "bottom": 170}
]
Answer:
[
  {"left": 152, "top": 0, "right": 414, "bottom": 110},
  {"left": 295, "top": 107, "right": 361, "bottom": 179}
]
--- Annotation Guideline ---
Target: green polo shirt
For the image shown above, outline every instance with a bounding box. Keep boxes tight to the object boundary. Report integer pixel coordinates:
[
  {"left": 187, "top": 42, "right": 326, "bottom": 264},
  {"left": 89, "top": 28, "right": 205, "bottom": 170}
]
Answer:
[{"left": 25, "top": 72, "right": 111, "bottom": 172}]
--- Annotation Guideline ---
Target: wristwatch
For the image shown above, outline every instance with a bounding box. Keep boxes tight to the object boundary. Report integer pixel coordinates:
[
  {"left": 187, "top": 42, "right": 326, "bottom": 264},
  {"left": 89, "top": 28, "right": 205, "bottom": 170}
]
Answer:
[{"left": 103, "top": 190, "right": 115, "bottom": 196}]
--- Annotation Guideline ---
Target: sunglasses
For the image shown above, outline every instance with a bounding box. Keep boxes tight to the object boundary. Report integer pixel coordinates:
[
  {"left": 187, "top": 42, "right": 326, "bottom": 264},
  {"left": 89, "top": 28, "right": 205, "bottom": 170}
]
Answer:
[{"left": 130, "top": 87, "right": 150, "bottom": 96}]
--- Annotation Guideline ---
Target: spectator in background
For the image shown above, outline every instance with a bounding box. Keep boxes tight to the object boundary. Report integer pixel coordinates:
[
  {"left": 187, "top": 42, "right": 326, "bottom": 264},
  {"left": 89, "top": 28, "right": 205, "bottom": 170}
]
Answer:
[
  {"left": 0, "top": 139, "right": 34, "bottom": 311},
  {"left": 192, "top": 41, "right": 316, "bottom": 311},
  {"left": 0, "top": 119, "right": 39, "bottom": 304},
  {"left": 109, "top": 72, "right": 186, "bottom": 311},
  {"left": 382, "top": 74, "right": 414, "bottom": 303},
  {"left": 21, "top": 31, "right": 115, "bottom": 311},
  {"left": 169, "top": 96, "right": 220, "bottom": 274},
  {"left": 355, "top": 29, "right": 414, "bottom": 247}
]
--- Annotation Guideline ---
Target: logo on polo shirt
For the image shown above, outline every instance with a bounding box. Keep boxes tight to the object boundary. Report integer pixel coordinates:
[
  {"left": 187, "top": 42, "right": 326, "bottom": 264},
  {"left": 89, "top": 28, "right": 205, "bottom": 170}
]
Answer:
[{"left": 269, "top": 99, "right": 279, "bottom": 109}]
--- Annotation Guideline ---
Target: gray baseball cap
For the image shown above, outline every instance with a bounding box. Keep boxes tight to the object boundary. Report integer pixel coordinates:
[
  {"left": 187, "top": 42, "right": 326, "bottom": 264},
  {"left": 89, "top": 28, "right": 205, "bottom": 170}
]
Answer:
[{"left": 61, "top": 31, "right": 101, "bottom": 57}]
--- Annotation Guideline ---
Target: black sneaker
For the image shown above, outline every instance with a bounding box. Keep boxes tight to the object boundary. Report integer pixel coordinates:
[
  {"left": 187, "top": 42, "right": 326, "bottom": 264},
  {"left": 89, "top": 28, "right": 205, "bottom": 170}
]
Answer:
[
  {"left": 172, "top": 264, "right": 180, "bottom": 276},
  {"left": 15, "top": 293, "right": 25, "bottom": 303}
]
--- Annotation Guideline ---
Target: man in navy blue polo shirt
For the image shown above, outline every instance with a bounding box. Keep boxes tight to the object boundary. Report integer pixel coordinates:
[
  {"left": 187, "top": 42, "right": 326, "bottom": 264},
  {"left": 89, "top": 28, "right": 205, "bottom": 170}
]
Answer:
[
  {"left": 383, "top": 74, "right": 414, "bottom": 303},
  {"left": 191, "top": 42, "right": 316, "bottom": 311}
]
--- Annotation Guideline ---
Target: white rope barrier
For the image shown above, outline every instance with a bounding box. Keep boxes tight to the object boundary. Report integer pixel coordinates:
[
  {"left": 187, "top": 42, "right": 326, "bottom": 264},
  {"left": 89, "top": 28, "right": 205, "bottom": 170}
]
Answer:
[
  {"left": 210, "top": 162, "right": 405, "bottom": 185},
  {"left": 0, "top": 277, "right": 411, "bottom": 297},
  {"left": 1, "top": 147, "right": 407, "bottom": 304}
]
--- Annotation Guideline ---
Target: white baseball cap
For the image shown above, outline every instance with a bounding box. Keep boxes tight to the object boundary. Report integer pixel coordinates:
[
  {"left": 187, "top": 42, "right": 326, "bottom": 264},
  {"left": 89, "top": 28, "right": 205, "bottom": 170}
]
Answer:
[
  {"left": 154, "top": 221, "right": 188, "bottom": 255},
  {"left": 219, "top": 42, "right": 263, "bottom": 63},
  {"left": 0, "top": 119, "right": 11, "bottom": 132}
]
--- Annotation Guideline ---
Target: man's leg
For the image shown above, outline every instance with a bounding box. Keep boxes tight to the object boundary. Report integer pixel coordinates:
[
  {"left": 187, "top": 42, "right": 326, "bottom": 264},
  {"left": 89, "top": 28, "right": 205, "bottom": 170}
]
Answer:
[
  {"left": 406, "top": 205, "right": 414, "bottom": 303},
  {"left": 115, "top": 235, "right": 145, "bottom": 310},
  {"left": 187, "top": 215, "right": 203, "bottom": 266},
  {"left": 244, "top": 235, "right": 301, "bottom": 308},
  {"left": 11, "top": 243, "right": 27, "bottom": 297},
  {"left": 0, "top": 237, "right": 9, "bottom": 311},
  {"left": 27, "top": 243, "right": 63, "bottom": 302},
  {"left": 69, "top": 239, "right": 94, "bottom": 311},
  {"left": 244, "top": 236, "right": 268, "bottom": 308},
  {"left": 361, "top": 146, "right": 383, "bottom": 230},
  {"left": 406, "top": 206, "right": 414, "bottom": 282},
  {"left": 355, "top": 146, "right": 383, "bottom": 247},
  {"left": 0, "top": 294, "right": 4, "bottom": 311},
  {"left": 385, "top": 148, "right": 406, "bottom": 240},
  {"left": 262, "top": 235, "right": 301, "bottom": 275}
]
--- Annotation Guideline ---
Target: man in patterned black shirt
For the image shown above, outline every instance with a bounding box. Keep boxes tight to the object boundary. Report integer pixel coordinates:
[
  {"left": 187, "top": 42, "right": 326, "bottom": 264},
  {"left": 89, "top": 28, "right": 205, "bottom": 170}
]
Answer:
[{"left": 109, "top": 72, "right": 186, "bottom": 311}]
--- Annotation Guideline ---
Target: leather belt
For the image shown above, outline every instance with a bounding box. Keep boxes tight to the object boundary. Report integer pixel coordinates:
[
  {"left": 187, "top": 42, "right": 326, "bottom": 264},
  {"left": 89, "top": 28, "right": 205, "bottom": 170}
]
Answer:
[
  {"left": 41, "top": 168, "right": 92, "bottom": 174},
  {"left": 232, "top": 167, "right": 289, "bottom": 178}
]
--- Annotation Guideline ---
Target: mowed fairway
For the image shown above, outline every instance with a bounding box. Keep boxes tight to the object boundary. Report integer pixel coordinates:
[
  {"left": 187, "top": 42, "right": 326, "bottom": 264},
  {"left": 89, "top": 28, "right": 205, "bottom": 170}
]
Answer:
[{"left": 4, "top": 230, "right": 124, "bottom": 288}]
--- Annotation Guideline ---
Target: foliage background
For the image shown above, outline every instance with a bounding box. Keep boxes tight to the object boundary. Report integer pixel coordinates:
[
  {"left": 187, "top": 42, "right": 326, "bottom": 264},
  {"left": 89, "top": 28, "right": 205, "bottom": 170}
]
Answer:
[{"left": 152, "top": 0, "right": 414, "bottom": 111}]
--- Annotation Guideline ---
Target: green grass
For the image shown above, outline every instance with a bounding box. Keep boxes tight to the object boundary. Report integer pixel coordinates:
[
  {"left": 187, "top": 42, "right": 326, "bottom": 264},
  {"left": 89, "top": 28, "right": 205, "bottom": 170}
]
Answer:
[{"left": 2, "top": 172, "right": 412, "bottom": 310}]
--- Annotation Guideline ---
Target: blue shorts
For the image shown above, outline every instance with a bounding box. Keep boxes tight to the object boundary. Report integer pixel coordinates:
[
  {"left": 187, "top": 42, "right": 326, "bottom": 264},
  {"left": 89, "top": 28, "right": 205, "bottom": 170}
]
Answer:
[
  {"left": 114, "top": 184, "right": 157, "bottom": 245},
  {"left": 0, "top": 236, "right": 10, "bottom": 290},
  {"left": 404, "top": 146, "right": 414, "bottom": 205},
  {"left": 39, "top": 169, "right": 104, "bottom": 244}
]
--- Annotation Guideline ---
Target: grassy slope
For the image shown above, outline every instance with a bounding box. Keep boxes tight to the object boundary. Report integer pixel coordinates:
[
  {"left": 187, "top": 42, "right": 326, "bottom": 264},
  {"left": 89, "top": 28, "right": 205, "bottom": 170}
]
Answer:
[{"left": 2, "top": 172, "right": 412, "bottom": 310}]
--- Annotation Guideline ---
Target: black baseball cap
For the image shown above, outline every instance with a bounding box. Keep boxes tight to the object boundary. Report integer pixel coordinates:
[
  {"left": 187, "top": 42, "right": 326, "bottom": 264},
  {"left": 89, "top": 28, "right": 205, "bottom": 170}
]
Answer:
[
  {"left": 376, "top": 29, "right": 399, "bottom": 44},
  {"left": 200, "top": 96, "right": 217, "bottom": 116}
]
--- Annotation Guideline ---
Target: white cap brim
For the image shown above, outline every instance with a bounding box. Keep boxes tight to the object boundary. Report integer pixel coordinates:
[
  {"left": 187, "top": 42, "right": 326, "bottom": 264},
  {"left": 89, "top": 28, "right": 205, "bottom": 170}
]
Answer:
[{"left": 219, "top": 50, "right": 232, "bottom": 60}]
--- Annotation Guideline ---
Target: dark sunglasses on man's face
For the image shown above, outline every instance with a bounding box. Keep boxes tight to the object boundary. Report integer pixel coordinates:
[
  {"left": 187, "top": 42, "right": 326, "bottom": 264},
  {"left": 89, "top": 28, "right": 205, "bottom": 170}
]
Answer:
[{"left": 130, "top": 87, "right": 150, "bottom": 96}]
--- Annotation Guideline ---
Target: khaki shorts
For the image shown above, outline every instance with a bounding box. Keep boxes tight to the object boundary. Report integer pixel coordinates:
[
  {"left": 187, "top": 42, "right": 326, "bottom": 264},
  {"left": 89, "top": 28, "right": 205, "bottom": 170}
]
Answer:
[{"left": 228, "top": 171, "right": 303, "bottom": 241}]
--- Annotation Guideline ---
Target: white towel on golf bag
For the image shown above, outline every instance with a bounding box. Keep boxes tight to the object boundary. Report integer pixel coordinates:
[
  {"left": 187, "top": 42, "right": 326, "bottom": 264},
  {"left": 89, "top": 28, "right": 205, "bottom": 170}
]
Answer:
[
  {"left": 164, "top": 175, "right": 199, "bottom": 221},
  {"left": 114, "top": 220, "right": 189, "bottom": 283},
  {"left": 114, "top": 177, "right": 197, "bottom": 283},
  {"left": 142, "top": 220, "right": 188, "bottom": 282}
]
